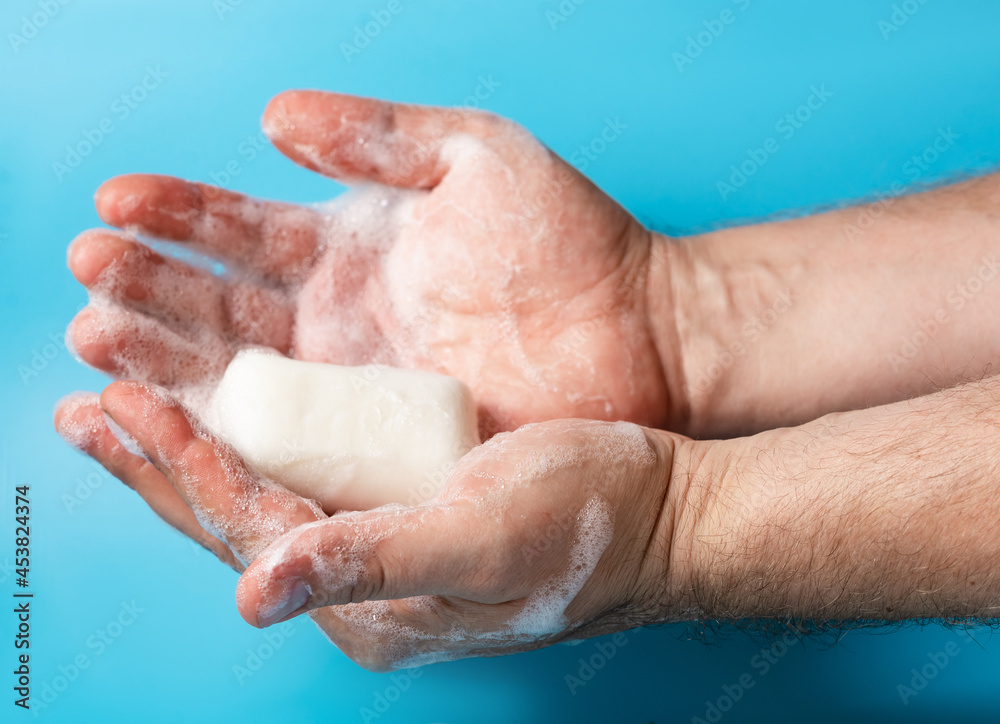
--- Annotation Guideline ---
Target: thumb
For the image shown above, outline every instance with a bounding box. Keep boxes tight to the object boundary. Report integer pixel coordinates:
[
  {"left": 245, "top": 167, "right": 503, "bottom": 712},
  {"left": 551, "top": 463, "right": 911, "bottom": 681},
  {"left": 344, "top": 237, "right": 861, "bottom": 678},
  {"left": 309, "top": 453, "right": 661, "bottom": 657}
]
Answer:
[
  {"left": 236, "top": 502, "right": 491, "bottom": 627},
  {"left": 261, "top": 90, "right": 502, "bottom": 189}
]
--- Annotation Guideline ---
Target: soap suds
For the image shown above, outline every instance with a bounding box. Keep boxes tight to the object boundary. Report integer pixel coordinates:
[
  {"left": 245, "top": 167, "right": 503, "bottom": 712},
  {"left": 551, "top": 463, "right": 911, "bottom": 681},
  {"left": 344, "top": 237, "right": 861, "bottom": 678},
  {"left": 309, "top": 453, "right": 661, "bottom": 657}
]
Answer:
[
  {"left": 54, "top": 391, "right": 103, "bottom": 450},
  {"left": 506, "top": 495, "right": 614, "bottom": 636}
]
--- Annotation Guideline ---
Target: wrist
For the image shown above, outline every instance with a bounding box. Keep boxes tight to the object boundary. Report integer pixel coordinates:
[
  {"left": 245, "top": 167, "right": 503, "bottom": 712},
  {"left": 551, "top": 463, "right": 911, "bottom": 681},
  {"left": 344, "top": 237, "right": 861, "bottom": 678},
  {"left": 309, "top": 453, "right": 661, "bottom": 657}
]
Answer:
[
  {"left": 648, "top": 226, "right": 806, "bottom": 438},
  {"left": 646, "top": 229, "right": 745, "bottom": 438},
  {"left": 660, "top": 394, "right": 1000, "bottom": 622},
  {"left": 636, "top": 426, "right": 719, "bottom": 622},
  {"left": 640, "top": 423, "right": 818, "bottom": 623},
  {"left": 643, "top": 231, "right": 693, "bottom": 434}
]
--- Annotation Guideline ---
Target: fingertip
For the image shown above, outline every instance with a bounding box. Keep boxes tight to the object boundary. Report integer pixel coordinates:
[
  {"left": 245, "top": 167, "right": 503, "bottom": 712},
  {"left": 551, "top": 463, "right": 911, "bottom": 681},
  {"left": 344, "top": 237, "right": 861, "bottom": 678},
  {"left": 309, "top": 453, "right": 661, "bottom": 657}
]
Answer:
[
  {"left": 94, "top": 175, "right": 140, "bottom": 227},
  {"left": 67, "top": 230, "right": 134, "bottom": 286},
  {"left": 235, "top": 571, "right": 257, "bottom": 625},
  {"left": 66, "top": 306, "right": 107, "bottom": 368},
  {"left": 238, "top": 565, "right": 310, "bottom": 628},
  {"left": 95, "top": 174, "right": 201, "bottom": 237},
  {"left": 262, "top": 89, "right": 328, "bottom": 138},
  {"left": 53, "top": 391, "right": 102, "bottom": 450},
  {"left": 236, "top": 567, "right": 269, "bottom": 627}
]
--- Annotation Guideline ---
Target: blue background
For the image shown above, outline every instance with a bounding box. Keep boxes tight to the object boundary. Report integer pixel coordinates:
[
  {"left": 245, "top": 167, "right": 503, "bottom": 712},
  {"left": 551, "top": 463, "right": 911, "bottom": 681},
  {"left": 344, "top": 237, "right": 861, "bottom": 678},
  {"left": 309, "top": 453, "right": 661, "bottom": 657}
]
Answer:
[{"left": 2, "top": 0, "right": 999, "bottom": 722}]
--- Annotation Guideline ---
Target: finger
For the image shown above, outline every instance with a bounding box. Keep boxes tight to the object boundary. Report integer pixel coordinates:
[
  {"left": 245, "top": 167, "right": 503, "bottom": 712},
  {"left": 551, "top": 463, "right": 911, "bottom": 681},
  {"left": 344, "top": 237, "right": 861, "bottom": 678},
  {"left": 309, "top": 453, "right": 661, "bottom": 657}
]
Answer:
[
  {"left": 53, "top": 392, "right": 241, "bottom": 570},
  {"left": 100, "top": 381, "right": 322, "bottom": 565},
  {"left": 235, "top": 503, "right": 493, "bottom": 628},
  {"left": 67, "top": 304, "right": 233, "bottom": 386},
  {"left": 68, "top": 229, "right": 294, "bottom": 352},
  {"left": 261, "top": 90, "right": 505, "bottom": 189},
  {"left": 95, "top": 174, "right": 327, "bottom": 283}
]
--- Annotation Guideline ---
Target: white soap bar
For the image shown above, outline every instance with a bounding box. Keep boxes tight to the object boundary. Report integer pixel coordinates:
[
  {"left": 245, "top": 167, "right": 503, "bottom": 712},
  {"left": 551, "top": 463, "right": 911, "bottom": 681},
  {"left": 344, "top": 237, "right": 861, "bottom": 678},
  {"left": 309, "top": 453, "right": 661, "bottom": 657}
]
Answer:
[{"left": 209, "top": 350, "right": 480, "bottom": 511}]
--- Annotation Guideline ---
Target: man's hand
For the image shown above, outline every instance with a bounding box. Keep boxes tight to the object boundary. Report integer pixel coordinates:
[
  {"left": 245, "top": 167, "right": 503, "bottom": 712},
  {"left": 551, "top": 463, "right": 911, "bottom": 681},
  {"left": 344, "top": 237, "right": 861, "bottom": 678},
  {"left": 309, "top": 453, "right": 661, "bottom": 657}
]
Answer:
[
  {"left": 63, "top": 90, "right": 683, "bottom": 439},
  {"left": 60, "top": 89, "right": 1000, "bottom": 445},
  {"left": 55, "top": 381, "right": 696, "bottom": 671},
  {"left": 54, "top": 358, "right": 1000, "bottom": 670}
]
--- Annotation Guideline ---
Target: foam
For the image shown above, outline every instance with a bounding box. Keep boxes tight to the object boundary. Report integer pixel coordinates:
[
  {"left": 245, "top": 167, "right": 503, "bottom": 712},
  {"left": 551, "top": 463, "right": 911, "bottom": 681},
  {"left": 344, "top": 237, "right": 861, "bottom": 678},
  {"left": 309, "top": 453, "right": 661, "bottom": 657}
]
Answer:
[
  {"left": 54, "top": 391, "right": 103, "bottom": 450},
  {"left": 506, "top": 495, "right": 614, "bottom": 636},
  {"left": 294, "top": 422, "right": 643, "bottom": 667},
  {"left": 74, "top": 295, "right": 230, "bottom": 415},
  {"left": 71, "top": 161, "right": 638, "bottom": 440},
  {"left": 296, "top": 491, "right": 616, "bottom": 669},
  {"left": 179, "top": 446, "right": 318, "bottom": 566}
]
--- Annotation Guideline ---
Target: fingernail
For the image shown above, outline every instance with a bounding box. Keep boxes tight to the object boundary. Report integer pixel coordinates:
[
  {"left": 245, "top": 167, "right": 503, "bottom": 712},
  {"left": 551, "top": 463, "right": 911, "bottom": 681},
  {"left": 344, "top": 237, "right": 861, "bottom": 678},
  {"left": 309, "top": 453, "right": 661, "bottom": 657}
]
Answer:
[{"left": 257, "top": 578, "right": 309, "bottom": 628}]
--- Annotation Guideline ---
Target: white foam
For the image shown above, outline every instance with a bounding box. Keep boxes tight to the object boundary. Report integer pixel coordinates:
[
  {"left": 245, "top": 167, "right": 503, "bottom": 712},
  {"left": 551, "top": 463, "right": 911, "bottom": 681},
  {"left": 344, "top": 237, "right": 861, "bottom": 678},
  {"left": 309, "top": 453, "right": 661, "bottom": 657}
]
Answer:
[
  {"left": 54, "top": 391, "right": 102, "bottom": 450},
  {"left": 506, "top": 495, "right": 614, "bottom": 636}
]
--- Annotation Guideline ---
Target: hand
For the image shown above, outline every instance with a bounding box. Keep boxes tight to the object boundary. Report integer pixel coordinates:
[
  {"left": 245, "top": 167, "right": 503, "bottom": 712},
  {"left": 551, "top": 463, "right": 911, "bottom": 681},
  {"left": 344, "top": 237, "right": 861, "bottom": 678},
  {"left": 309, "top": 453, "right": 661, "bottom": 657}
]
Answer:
[
  {"left": 63, "top": 91, "right": 682, "bottom": 438},
  {"left": 55, "top": 381, "right": 693, "bottom": 671}
]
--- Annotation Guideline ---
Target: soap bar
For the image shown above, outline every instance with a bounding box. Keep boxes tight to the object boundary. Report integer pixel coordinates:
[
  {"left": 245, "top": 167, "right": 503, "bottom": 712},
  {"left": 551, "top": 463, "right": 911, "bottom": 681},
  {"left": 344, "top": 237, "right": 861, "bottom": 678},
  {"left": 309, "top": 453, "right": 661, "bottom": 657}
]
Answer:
[{"left": 208, "top": 350, "right": 480, "bottom": 511}]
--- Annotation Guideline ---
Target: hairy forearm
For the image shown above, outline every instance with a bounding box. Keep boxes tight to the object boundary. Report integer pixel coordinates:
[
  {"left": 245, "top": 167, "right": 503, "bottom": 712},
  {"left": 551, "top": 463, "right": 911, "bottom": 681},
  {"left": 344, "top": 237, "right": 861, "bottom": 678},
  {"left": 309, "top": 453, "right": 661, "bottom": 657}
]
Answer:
[
  {"left": 651, "top": 172, "right": 1000, "bottom": 437},
  {"left": 664, "top": 375, "right": 1000, "bottom": 622}
]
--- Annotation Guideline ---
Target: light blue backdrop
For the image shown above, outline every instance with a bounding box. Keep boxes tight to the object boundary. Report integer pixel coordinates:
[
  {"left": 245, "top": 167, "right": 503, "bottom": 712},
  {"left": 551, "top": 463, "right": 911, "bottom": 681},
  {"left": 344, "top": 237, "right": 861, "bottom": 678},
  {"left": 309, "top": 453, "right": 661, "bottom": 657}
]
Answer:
[{"left": 2, "top": 1, "right": 999, "bottom": 722}]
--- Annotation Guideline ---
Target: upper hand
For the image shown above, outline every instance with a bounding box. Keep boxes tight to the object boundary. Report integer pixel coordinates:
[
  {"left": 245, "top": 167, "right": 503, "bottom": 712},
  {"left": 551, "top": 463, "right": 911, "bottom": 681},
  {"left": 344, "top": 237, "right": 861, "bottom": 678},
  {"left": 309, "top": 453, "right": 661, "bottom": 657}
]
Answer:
[{"left": 64, "top": 91, "right": 680, "bottom": 437}]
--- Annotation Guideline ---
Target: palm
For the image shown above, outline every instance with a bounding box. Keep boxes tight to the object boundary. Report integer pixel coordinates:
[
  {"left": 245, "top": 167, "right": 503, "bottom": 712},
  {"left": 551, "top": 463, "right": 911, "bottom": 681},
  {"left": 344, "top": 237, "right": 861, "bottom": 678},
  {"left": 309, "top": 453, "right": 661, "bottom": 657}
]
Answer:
[{"left": 67, "top": 91, "right": 670, "bottom": 434}]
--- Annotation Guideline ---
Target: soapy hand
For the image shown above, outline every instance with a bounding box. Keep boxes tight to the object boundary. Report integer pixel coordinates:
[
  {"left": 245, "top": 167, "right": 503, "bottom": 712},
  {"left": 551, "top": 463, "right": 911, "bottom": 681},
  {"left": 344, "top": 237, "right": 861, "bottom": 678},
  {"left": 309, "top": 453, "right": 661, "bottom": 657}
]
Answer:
[
  {"left": 62, "top": 90, "right": 678, "bottom": 437},
  {"left": 61, "top": 382, "right": 687, "bottom": 671}
]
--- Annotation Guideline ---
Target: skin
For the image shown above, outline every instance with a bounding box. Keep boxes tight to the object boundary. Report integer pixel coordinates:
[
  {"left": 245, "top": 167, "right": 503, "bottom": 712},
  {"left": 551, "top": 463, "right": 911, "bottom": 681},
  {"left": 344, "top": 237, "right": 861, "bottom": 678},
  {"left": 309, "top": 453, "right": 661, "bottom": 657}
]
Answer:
[
  {"left": 54, "top": 90, "right": 1000, "bottom": 670},
  {"left": 682, "top": 376, "right": 1000, "bottom": 622},
  {"left": 65, "top": 383, "right": 687, "bottom": 670},
  {"left": 65, "top": 91, "right": 676, "bottom": 439},
  {"left": 661, "top": 171, "right": 1000, "bottom": 436}
]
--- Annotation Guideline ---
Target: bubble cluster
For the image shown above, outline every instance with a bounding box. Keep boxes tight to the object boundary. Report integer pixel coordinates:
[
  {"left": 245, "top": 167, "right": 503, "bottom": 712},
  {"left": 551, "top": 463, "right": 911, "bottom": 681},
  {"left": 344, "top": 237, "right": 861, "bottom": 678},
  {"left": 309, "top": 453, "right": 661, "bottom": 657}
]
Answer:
[
  {"left": 53, "top": 391, "right": 103, "bottom": 450},
  {"left": 506, "top": 495, "right": 614, "bottom": 636}
]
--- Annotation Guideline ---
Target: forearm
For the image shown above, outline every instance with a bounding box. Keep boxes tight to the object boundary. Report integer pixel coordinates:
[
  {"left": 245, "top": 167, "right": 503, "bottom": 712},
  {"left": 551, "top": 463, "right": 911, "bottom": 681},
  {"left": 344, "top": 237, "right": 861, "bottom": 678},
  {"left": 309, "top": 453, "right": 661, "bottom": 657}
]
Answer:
[
  {"left": 663, "top": 375, "right": 1000, "bottom": 622},
  {"left": 651, "top": 172, "right": 1000, "bottom": 437}
]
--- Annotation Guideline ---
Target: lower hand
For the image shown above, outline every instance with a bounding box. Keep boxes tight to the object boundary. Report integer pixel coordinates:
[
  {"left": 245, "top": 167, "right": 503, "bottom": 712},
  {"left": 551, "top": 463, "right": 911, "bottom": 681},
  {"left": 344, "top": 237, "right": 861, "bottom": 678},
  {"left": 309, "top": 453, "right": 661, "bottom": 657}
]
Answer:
[{"left": 56, "top": 381, "right": 692, "bottom": 671}]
